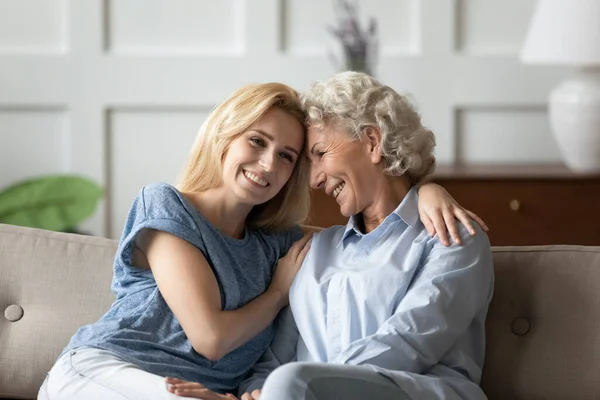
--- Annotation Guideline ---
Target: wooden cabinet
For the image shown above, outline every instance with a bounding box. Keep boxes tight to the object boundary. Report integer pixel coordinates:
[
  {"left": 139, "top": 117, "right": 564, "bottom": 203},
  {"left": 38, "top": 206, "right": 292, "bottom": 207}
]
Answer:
[{"left": 307, "top": 165, "right": 600, "bottom": 246}]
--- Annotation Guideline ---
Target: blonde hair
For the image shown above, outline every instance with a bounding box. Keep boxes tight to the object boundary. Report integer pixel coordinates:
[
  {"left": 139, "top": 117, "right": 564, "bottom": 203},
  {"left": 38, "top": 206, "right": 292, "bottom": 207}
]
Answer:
[
  {"left": 301, "top": 71, "right": 436, "bottom": 184},
  {"left": 177, "top": 83, "right": 311, "bottom": 231}
]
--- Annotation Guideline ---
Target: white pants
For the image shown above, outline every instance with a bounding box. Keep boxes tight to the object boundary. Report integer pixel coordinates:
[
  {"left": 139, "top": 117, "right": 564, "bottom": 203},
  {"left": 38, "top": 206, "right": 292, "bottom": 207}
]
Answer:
[{"left": 38, "top": 347, "right": 194, "bottom": 400}]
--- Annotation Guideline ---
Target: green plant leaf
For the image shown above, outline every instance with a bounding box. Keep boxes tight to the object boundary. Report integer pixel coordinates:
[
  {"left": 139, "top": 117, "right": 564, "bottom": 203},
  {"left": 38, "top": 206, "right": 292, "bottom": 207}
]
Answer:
[{"left": 0, "top": 175, "right": 103, "bottom": 231}]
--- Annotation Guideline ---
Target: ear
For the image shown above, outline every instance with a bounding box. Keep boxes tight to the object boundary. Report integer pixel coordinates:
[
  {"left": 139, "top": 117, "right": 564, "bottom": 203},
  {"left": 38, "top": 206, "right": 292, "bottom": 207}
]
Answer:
[{"left": 364, "top": 126, "right": 383, "bottom": 164}]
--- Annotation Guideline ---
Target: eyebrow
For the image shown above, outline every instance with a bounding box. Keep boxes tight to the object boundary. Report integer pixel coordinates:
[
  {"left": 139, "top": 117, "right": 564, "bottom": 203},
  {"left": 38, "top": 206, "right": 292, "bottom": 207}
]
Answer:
[{"left": 250, "top": 129, "right": 300, "bottom": 156}]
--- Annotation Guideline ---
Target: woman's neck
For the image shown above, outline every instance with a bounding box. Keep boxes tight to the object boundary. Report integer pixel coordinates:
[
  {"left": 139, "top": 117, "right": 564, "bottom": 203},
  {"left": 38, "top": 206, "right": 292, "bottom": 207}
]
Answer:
[
  {"left": 361, "top": 176, "right": 412, "bottom": 234},
  {"left": 184, "top": 187, "right": 252, "bottom": 239}
]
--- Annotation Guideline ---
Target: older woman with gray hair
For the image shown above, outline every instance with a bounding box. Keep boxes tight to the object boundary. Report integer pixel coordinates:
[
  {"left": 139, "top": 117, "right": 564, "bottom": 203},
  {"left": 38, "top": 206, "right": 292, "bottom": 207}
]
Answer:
[
  {"left": 166, "top": 72, "right": 493, "bottom": 400},
  {"left": 233, "top": 71, "right": 494, "bottom": 400}
]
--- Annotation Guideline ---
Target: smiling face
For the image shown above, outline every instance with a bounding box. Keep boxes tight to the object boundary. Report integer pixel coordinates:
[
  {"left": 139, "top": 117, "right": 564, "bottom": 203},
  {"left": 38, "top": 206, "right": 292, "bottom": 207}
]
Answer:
[
  {"left": 306, "top": 123, "right": 383, "bottom": 217},
  {"left": 221, "top": 107, "right": 305, "bottom": 207}
]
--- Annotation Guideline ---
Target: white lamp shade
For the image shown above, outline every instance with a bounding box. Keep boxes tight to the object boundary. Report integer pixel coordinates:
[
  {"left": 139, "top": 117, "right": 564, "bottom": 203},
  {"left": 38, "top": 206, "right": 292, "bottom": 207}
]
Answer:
[{"left": 521, "top": 0, "right": 600, "bottom": 65}]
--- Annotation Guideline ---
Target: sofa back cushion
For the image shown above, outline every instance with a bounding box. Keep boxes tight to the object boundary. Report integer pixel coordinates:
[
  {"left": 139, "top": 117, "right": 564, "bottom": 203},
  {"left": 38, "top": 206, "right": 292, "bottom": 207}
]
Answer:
[
  {"left": 481, "top": 245, "right": 600, "bottom": 399},
  {"left": 0, "top": 224, "right": 117, "bottom": 399}
]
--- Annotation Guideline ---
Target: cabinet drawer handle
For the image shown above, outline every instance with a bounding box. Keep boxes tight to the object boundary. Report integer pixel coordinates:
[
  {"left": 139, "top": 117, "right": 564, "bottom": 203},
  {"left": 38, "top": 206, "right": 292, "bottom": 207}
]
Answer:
[{"left": 509, "top": 199, "right": 521, "bottom": 212}]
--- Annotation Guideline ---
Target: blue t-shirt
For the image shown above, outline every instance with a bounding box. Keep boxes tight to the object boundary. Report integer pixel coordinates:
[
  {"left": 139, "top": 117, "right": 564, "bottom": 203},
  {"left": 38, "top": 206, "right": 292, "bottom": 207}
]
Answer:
[{"left": 62, "top": 183, "right": 303, "bottom": 393}]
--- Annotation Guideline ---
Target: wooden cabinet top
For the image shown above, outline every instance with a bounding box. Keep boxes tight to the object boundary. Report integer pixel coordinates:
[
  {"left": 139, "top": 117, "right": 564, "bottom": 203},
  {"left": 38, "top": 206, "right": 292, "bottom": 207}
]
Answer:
[{"left": 433, "top": 164, "right": 600, "bottom": 180}]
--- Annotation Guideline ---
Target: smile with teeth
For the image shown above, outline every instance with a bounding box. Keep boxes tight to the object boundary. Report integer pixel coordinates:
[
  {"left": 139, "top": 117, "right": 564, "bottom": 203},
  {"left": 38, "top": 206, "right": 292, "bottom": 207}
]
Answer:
[
  {"left": 244, "top": 170, "right": 269, "bottom": 187},
  {"left": 332, "top": 182, "right": 345, "bottom": 198}
]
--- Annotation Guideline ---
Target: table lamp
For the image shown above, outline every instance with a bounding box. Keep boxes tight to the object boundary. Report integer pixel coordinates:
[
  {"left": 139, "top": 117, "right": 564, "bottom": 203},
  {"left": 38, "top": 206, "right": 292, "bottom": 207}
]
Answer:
[{"left": 521, "top": 0, "right": 600, "bottom": 172}]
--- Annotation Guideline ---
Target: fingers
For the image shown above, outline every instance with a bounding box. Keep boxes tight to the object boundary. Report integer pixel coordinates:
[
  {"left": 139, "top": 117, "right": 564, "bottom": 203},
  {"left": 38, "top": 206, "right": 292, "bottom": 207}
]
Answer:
[
  {"left": 165, "top": 377, "right": 188, "bottom": 384},
  {"left": 297, "top": 236, "right": 312, "bottom": 262},
  {"left": 165, "top": 377, "right": 235, "bottom": 399},
  {"left": 455, "top": 209, "right": 476, "bottom": 236},
  {"left": 170, "top": 382, "right": 207, "bottom": 390},
  {"left": 166, "top": 377, "right": 205, "bottom": 395},
  {"left": 467, "top": 210, "right": 489, "bottom": 231},
  {"left": 241, "top": 391, "right": 261, "bottom": 400},
  {"left": 165, "top": 378, "right": 212, "bottom": 398},
  {"left": 290, "top": 232, "right": 314, "bottom": 259},
  {"left": 171, "top": 386, "right": 216, "bottom": 399},
  {"left": 421, "top": 214, "right": 436, "bottom": 237},
  {"left": 443, "top": 209, "right": 462, "bottom": 245},
  {"left": 431, "top": 213, "right": 450, "bottom": 246}
]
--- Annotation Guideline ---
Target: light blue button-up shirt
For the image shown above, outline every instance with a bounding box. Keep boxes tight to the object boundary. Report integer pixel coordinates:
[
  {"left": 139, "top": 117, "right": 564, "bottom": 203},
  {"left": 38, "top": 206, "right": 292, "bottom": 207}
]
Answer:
[{"left": 240, "top": 187, "right": 494, "bottom": 399}]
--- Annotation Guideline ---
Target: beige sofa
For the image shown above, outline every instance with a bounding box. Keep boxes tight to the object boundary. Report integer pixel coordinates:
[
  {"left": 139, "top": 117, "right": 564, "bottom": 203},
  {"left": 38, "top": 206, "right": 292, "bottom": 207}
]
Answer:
[{"left": 1, "top": 223, "right": 599, "bottom": 400}]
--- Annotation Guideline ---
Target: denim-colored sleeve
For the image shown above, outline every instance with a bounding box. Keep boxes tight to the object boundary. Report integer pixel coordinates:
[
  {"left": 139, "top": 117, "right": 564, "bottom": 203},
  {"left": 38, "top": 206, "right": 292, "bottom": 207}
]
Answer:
[
  {"left": 238, "top": 307, "right": 299, "bottom": 395},
  {"left": 332, "top": 224, "right": 494, "bottom": 373},
  {"left": 116, "top": 184, "right": 205, "bottom": 267}
]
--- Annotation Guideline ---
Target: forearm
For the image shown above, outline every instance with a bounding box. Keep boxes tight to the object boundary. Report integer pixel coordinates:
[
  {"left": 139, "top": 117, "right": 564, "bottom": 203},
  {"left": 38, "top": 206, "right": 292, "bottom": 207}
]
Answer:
[
  {"left": 333, "top": 324, "right": 434, "bottom": 372},
  {"left": 210, "top": 288, "right": 286, "bottom": 358}
]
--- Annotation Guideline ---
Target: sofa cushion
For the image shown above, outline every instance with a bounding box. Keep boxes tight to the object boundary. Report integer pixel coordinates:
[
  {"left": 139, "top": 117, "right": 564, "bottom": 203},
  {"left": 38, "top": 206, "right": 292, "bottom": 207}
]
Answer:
[
  {"left": 0, "top": 224, "right": 117, "bottom": 399},
  {"left": 482, "top": 245, "right": 600, "bottom": 399}
]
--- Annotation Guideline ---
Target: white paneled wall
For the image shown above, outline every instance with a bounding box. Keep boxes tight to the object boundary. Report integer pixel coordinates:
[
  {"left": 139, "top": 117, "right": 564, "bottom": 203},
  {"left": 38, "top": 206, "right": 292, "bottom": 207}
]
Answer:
[
  {"left": 107, "top": 0, "right": 245, "bottom": 55},
  {"left": 0, "top": 108, "right": 69, "bottom": 181},
  {"left": 283, "top": 0, "right": 419, "bottom": 56},
  {"left": 107, "top": 108, "right": 211, "bottom": 236},
  {"left": 455, "top": 107, "right": 559, "bottom": 164},
  {"left": 0, "top": 0, "right": 569, "bottom": 238},
  {"left": 456, "top": 0, "right": 536, "bottom": 55},
  {"left": 0, "top": 0, "right": 67, "bottom": 54}
]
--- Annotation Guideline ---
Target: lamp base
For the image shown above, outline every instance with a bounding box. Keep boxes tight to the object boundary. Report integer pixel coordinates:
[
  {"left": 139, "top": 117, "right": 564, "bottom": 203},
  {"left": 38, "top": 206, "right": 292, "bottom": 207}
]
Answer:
[{"left": 549, "top": 67, "right": 600, "bottom": 173}]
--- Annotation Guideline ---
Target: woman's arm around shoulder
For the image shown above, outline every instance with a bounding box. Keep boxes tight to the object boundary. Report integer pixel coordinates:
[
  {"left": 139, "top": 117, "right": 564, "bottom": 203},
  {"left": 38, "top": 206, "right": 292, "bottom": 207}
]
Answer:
[{"left": 417, "top": 182, "right": 489, "bottom": 246}]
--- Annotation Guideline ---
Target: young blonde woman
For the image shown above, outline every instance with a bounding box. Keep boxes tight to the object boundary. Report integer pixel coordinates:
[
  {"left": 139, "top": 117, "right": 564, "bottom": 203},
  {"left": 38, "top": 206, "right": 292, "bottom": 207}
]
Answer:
[{"left": 38, "top": 81, "right": 485, "bottom": 400}]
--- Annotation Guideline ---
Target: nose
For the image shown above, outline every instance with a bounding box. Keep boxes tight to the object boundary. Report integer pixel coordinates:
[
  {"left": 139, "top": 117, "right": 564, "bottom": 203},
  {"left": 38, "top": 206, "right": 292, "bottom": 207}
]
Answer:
[
  {"left": 259, "top": 150, "right": 277, "bottom": 172},
  {"left": 309, "top": 163, "right": 326, "bottom": 190}
]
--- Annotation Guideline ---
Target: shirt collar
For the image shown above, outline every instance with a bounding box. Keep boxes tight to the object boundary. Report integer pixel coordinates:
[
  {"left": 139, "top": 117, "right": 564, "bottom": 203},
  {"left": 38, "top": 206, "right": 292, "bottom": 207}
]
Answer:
[
  {"left": 338, "top": 186, "right": 420, "bottom": 247},
  {"left": 395, "top": 186, "right": 420, "bottom": 228},
  {"left": 339, "top": 214, "right": 361, "bottom": 244}
]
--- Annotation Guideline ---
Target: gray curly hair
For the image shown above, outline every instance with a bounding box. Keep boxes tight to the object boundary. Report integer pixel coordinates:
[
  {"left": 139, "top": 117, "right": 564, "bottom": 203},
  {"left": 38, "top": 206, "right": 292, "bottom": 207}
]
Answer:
[{"left": 300, "top": 71, "right": 436, "bottom": 184}]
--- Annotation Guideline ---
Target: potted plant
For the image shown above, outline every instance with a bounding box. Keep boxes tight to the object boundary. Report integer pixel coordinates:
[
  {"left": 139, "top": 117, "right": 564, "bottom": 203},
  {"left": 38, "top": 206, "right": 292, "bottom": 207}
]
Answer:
[
  {"left": 0, "top": 175, "right": 103, "bottom": 233},
  {"left": 328, "top": 0, "right": 379, "bottom": 76}
]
